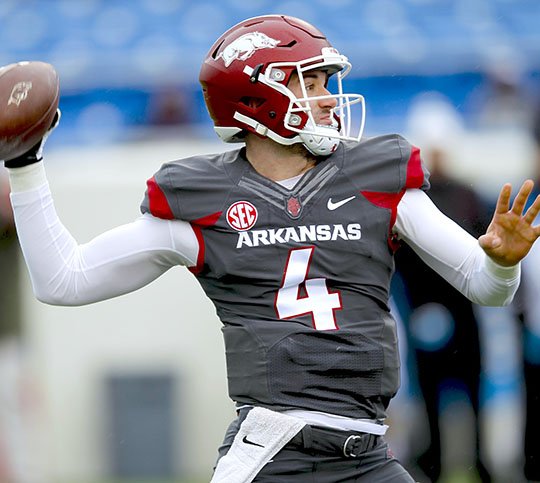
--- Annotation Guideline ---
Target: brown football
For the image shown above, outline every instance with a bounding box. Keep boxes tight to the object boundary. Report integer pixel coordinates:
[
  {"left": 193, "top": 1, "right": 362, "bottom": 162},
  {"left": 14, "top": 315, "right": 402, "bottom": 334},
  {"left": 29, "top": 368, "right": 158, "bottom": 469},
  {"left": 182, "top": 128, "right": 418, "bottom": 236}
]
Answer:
[{"left": 0, "top": 61, "right": 59, "bottom": 161}]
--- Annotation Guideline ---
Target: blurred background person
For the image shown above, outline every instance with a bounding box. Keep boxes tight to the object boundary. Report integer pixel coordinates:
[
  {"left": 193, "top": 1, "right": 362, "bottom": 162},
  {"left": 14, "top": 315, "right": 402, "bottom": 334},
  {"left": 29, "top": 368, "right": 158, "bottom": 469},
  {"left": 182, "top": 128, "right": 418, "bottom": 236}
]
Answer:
[
  {"left": 465, "top": 57, "right": 536, "bottom": 132},
  {"left": 0, "top": 167, "right": 42, "bottom": 483},
  {"left": 392, "top": 93, "right": 492, "bottom": 483},
  {"left": 513, "top": 101, "right": 540, "bottom": 483}
]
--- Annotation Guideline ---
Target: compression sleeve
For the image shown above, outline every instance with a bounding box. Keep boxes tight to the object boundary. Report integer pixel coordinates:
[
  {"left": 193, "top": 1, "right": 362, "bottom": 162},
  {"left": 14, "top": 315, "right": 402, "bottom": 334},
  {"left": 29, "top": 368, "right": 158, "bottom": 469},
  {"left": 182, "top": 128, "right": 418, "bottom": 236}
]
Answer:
[
  {"left": 9, "top": 162, "right": 199, "bottom": 306},
  {"left": 394, "top": 188, "right": 520, "bottom": 306}
]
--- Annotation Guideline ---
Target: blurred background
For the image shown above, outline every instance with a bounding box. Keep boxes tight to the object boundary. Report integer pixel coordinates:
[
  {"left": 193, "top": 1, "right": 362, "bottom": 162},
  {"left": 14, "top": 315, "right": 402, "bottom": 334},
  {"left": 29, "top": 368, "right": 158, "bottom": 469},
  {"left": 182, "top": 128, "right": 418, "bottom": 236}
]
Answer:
[{"left": 1, "top": 0, "right": 540, "bottom": 482}]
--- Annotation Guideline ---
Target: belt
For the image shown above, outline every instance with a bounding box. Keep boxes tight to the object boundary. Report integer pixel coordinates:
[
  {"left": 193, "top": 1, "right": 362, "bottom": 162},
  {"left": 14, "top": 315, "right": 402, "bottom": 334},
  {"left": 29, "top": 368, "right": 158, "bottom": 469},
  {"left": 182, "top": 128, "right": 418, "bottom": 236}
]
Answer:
[{"left": 285, "top": 425, "right": 381, "bottom": 458}]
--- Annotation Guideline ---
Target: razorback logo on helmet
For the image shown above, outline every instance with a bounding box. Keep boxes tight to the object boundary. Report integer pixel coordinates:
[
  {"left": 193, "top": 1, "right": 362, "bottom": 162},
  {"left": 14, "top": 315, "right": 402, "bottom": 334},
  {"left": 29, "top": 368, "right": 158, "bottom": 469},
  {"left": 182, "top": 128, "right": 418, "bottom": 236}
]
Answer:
[
  {"left": 226, "top": 201, "right": 258, "bottom": 231},
  {"left": 217, "top": 32, "right": 280, "bottom": 67}
]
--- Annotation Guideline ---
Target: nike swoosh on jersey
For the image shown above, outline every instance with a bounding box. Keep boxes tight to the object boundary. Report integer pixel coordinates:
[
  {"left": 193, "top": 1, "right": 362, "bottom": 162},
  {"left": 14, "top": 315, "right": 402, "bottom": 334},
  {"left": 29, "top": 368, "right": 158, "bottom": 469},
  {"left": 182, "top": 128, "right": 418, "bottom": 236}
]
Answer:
[
  {"left": 242, "top": 435, "right": 265, "bottom": 448},
  {"left": 327, "top": 196, "right": 355, "bottom": 210}
]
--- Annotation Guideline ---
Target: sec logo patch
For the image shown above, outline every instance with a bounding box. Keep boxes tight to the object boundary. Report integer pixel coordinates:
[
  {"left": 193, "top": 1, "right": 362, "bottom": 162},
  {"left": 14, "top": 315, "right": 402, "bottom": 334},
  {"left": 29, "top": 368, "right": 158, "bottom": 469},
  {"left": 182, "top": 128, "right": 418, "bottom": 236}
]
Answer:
[{"left": 226, "top": 201, "right": 258, "bottom": 231}]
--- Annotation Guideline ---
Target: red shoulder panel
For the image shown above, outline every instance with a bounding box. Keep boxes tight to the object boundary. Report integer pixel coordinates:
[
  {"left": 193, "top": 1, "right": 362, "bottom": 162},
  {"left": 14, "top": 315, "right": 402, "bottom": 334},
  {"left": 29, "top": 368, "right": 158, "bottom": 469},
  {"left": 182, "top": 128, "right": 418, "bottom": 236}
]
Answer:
[
  {"left": 146, "top": 176, "right": 174, "bottom": 220},
  {"left": 188, "top": 211, "right": 222, "bottom": 275},
  {"left": 405, "top": 145, "right": 424, "bottom": 189}
]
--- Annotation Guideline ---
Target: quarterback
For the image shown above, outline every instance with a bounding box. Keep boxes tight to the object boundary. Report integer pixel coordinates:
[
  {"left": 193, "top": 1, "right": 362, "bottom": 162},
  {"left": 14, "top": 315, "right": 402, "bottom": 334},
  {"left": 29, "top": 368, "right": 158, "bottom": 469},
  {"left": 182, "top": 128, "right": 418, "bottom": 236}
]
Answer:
[{"left": 3, "top": 15, "right": 540, "bottom": 482}]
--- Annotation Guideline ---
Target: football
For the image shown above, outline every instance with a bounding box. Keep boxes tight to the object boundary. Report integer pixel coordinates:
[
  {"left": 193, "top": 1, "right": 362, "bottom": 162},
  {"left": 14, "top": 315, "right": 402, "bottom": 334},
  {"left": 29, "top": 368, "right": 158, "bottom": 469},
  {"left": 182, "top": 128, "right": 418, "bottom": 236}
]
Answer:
[{"left": 0, "top": 61, "right": 59, "bottom": 161}]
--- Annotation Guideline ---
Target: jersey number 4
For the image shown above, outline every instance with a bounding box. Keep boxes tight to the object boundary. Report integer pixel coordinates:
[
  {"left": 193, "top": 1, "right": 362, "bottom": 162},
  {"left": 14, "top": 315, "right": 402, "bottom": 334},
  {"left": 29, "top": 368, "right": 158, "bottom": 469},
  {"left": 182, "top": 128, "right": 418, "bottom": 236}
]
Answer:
[{"left": 275, "top": 247, "right": 342, "bottom": 330}]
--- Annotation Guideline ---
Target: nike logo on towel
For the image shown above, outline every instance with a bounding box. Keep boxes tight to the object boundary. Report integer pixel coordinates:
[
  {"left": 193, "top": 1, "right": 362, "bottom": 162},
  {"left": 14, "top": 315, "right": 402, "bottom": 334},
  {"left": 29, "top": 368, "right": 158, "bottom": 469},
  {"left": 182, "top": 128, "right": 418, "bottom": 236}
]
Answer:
[
  {"left": 327, "top": 196, "right": 355, "bottom": 211},
  {"left": 242, "top": 435, "right": 265, "bottom": 448}
]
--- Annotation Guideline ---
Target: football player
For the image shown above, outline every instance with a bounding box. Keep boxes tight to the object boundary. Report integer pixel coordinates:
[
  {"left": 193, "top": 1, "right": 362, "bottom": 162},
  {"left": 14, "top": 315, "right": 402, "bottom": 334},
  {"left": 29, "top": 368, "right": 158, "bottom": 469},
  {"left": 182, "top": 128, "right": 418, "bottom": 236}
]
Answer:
[{"left": 3, "top": 15, "right": 540, "bottom": 482}]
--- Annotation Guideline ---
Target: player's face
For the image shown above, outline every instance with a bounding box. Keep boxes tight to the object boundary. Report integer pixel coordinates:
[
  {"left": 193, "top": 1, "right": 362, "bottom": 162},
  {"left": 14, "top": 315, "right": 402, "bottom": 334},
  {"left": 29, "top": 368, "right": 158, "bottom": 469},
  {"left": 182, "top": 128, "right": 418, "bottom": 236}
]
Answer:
[{"left": 288, "top": 70, "right": 337, "bottom": 126}]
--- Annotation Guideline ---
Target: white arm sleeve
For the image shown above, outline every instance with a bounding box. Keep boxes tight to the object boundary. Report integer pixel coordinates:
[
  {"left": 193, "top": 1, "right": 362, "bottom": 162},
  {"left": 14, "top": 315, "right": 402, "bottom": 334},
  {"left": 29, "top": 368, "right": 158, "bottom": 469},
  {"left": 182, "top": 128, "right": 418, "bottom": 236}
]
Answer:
[
  {"left": 9, "top": 163, "right": 199, "bottom": 306},
  {"left": 394, "top": 189, "right": 520, "bottom": 306}
]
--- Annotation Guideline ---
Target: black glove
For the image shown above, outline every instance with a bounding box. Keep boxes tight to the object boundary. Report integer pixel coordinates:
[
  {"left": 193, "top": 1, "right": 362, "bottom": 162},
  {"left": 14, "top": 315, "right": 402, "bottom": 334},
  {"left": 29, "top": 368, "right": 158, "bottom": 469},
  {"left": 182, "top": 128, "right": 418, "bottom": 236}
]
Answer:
[{"left": 4, "top": 109, "right": 61, "bottom": 169}]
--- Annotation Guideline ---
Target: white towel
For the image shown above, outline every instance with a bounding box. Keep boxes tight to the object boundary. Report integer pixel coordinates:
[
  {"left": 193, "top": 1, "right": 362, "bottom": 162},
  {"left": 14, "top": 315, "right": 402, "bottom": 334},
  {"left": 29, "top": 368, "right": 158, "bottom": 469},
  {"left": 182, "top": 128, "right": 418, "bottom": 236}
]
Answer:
[{"left": 211, "top": 407, "right": 306, "bottom": 483}]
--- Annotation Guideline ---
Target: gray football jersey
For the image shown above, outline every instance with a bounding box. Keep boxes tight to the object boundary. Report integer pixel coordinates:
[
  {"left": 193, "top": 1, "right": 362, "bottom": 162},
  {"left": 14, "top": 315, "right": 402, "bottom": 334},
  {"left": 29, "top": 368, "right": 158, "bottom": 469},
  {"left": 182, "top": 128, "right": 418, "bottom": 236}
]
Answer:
[{"left": 141, "top": 134, "right": 429, "bottom": 420}]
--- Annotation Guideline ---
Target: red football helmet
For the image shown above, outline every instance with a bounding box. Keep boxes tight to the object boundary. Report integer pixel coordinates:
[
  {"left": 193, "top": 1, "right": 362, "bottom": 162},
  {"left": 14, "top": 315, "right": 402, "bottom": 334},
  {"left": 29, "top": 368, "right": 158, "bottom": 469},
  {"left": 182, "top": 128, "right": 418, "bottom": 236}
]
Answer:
[{"left": 199, "top": 15, "right": 365, "bottom": 156}]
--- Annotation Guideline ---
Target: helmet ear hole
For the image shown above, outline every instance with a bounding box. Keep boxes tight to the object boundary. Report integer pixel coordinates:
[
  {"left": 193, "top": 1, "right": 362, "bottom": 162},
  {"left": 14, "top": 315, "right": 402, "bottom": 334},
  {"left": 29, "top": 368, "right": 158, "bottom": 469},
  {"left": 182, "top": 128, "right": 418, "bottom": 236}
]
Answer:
[{"left": 240, "top": 97, "right": 266, "bottom": 109}]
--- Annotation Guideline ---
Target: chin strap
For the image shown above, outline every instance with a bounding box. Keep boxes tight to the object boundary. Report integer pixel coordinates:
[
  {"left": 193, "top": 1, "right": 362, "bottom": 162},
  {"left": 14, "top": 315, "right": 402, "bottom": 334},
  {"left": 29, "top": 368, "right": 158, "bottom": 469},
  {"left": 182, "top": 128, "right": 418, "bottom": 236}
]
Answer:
[
  {"left": 233, "top": 111, "right": 341, "bottom": 156},
  {"left": 299, "top": 123, "right": 340, "bottom": 156}
]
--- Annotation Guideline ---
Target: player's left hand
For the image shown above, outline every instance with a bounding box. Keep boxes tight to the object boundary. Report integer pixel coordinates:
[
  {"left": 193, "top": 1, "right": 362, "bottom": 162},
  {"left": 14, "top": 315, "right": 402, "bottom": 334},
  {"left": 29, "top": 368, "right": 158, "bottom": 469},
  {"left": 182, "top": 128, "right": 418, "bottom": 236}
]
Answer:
[{"left": 479, "top": 179, "right": 540, "bottom": 266}]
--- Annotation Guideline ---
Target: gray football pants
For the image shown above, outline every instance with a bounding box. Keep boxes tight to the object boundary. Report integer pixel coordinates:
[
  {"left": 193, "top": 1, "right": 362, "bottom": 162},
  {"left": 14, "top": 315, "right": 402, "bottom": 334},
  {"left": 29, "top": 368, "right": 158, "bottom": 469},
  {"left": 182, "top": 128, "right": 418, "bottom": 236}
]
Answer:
[
  {"left": 251, "top": 438, "right": 415, "bottom": 482},
  {"left": 216, "top": 411, "right": 415, "bottom": 482}
]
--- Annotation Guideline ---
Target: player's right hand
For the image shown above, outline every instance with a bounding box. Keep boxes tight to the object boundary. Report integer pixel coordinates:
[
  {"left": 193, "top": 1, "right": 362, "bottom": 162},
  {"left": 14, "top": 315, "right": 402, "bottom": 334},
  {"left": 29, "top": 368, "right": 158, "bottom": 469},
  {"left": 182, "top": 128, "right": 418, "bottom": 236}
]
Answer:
[{"left": 3, "top": 109, "right": 61, "bottom": 169}]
